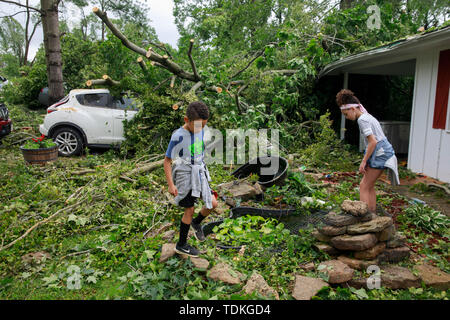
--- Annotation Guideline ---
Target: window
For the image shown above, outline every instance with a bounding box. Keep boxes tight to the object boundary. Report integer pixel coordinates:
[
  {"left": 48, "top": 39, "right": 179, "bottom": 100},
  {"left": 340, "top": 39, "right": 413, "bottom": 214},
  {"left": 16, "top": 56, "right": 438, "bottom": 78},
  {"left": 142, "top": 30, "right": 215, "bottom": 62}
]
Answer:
[
  {"left": 113, "top": 96, "right": 139, "bottom": 111},
  {"left": 76, "top": 93, "right": 112, "bottom": 108}
]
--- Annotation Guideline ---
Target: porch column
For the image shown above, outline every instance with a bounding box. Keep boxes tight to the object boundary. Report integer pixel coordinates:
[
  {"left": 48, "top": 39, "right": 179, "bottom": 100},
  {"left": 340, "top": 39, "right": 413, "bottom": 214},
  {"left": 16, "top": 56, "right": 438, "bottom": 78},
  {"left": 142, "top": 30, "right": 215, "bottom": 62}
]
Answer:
[{"left": 340, "top": 72, "right": 349, "bottom": 140}]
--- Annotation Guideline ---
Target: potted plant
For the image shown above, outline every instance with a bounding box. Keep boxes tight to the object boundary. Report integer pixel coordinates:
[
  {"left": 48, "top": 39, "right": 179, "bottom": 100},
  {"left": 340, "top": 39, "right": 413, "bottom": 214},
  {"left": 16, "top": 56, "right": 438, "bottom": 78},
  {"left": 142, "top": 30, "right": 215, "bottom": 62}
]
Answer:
[{"left": 20, "top": 134, "right": 58, "bottom": 165}]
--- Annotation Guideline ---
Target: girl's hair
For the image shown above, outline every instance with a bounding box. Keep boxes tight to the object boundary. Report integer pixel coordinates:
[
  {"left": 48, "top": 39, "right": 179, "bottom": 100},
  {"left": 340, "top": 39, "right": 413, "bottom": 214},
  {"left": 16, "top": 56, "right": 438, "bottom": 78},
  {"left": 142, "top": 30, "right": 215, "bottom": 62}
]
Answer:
[{"left": 336, "top": 89, "right": 361, "bottom": 107}]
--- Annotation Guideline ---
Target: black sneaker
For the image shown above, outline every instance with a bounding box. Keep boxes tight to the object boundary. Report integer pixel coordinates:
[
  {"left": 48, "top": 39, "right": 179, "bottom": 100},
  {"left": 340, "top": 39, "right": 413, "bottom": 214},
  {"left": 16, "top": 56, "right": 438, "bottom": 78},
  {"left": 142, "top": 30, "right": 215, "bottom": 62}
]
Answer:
[
  {"left": 191, "top": 222, "right": 206, "bottom": 242},
  {"left": 175, "top": 242, "right": 200, "bottom": 257}
]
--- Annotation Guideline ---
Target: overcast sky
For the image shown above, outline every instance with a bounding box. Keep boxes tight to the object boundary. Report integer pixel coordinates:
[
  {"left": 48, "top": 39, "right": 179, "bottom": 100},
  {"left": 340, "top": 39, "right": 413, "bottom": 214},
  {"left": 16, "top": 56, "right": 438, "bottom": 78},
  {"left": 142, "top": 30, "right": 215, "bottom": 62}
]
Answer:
[{"left": 0, "top": 0, "right": 180, "bottom": 59}]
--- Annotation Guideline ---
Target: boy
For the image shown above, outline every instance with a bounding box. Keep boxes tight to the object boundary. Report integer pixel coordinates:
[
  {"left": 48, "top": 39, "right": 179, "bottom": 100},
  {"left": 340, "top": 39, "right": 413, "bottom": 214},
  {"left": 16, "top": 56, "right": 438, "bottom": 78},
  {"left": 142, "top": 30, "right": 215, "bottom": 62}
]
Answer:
[{"left": 164, "top": 101, "right": 218, "bottom": 257}]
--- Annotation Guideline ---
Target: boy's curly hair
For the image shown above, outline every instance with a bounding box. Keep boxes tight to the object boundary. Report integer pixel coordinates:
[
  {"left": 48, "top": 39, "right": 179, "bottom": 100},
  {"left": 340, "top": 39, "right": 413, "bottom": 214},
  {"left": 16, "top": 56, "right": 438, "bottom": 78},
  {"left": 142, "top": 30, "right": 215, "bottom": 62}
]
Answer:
[
  {"left": 186, "top": 101, "right": 209, "bottom": 121},
  {"left": 336, "top": 89, "right": 361, "bottom": 106}
]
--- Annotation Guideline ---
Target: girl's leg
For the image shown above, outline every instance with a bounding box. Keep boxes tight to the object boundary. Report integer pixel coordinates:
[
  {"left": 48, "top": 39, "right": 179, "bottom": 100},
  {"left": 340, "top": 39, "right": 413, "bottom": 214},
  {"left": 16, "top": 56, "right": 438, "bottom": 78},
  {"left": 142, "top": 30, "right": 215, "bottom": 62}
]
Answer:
[{"left": 360, "top": 167, "right": 383, "bottom": 212}]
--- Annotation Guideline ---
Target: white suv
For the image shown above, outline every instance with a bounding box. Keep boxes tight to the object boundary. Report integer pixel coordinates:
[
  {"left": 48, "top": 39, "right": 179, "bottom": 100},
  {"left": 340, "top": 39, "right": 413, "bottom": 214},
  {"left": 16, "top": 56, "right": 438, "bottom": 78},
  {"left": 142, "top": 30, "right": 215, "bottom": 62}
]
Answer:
[{"left": 40, "top": 89, "right": 138, "bottom": 156}]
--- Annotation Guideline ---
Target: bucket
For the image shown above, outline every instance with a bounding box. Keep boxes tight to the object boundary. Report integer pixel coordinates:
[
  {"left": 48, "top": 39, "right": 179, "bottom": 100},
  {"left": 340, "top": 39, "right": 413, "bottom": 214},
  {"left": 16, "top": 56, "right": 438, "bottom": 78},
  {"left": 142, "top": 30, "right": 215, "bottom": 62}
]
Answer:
[
  {"left": 231, "top": 156, "right": 289, "bottom": 188},
  {"left": 20, "top": 145, "right": 58, "bottom": 164}
]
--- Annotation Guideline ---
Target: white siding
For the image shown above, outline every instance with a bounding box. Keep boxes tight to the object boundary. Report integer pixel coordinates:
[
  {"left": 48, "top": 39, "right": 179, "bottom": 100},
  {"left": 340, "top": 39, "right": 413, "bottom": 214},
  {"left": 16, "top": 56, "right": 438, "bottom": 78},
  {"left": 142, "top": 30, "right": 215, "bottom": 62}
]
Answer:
[
  {"left": 422, "top": 49, "right": 441, "bottom": 178},
  {"left": 408, "top": 51, "right": 434, "bottom": 174},
  {"left": 409, "top": 45, "right": 450, "bottom": 183}
]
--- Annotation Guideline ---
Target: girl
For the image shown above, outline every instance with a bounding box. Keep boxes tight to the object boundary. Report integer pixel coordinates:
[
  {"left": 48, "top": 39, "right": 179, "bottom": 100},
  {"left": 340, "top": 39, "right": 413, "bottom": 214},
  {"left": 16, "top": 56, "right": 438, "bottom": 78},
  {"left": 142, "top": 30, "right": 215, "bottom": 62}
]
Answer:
[{"left": 336, "top": 89, "right": 399, "bottom": 214}]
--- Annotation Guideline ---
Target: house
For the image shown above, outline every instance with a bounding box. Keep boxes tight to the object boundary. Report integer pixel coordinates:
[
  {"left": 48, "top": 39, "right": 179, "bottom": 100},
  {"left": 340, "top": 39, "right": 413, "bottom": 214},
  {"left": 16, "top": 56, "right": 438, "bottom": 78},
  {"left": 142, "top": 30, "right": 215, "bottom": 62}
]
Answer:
[{"left": 319, "top": 25, "right": 450, "bottom": 183}]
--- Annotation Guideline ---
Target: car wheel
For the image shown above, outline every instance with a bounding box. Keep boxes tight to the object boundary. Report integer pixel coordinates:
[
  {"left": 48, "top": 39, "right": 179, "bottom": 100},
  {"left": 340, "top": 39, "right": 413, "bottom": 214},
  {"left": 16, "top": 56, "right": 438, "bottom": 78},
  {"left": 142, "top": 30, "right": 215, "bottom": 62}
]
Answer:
[{"left": 52, "top": 127, "right": 83, "bottom": 156}]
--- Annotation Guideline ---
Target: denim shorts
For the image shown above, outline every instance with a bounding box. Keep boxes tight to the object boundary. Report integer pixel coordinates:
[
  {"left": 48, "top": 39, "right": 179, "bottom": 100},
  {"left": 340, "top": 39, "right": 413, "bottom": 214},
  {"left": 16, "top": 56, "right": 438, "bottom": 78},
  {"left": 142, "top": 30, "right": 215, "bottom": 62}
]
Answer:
[{"left": 366, "top": 139, "right": 395, "bottom": 169}]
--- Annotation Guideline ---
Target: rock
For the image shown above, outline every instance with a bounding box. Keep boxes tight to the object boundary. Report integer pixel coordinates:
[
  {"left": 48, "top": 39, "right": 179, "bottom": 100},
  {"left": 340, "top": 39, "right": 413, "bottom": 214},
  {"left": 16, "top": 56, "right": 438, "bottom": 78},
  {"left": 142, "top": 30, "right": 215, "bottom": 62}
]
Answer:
[
  {"left": 414, "top": 263, "right": 450, "bottom": 290},
  {"left": 314, "top": 243, "right": 340, "bottom": 256},
  {"left": 359, "top": 212, "right": 376, "bottom": 222},
  {"left": 341, "top": 200, "right": 369, "bottom": 217},
  {"left": 180, "top": 254, "right": 210, "bottom": 270},
  {"left": 191, "top": 257, "right": 210, "bottom": 270},
  {"left": 161, "top": 230, "right": 175, "bottom": 241},
  {"left": 347, "top": 264, "right": 421, "bottom": 290},
  {"left": 323, "top": 211, "right": 359, "bottom": 227},
  {"left": 377, "top": 246, "right": 410, "bottom": 263},
  {"left": 380, "top": 265, "right": 421, "bottom": 289},
  {"left": 386, "top": 233, "right": 407, "bottom": 248},
  {"left": 217, "top": 181, "right": 262, "bottom": 201},
  {"left": 337, "top": 256, "right": 377, "bottom": 271},
  {"left": 21, "top": 251, "right": 51, "bottom": 264},
  {"left": 208, "top": 263, "right": 243, "bottom": 285},
  {"left": 354, "top": 242, "right": 386, "bottom": 260},
  {"left": 318, "top": 225, "right": 347, "bottom": 236},
  {"left": 317, "top": 260, "right": 355, "bottom": 284},
  {"left": 312, "top": 230, "right": 331, "bottom": 242},
  {"left": 347, "top": 216, "right": 393, "bottom": 235},
  {"left": 330, "top": 233, "right": 378, "bottom": 251},
  {"left": 243, "top": 272, "right": 279, "bottom": 300},
  {"left": 347, "top": 277, "right": 368, "bottom": 289},
  {"left": 292, "top": 275, "right": 329, "bottom": 300},
  {"left": 376, "top": 224, "right": 396, "bottom": 241},
  {"left": 299, "top": 262, "right": 315, "bottom": 272},
  {"left": 213, "top": 200, "right": 230, "bottom": 216},
  {"left": 159, "top": 243, "right": 176, "bottom": 262}
]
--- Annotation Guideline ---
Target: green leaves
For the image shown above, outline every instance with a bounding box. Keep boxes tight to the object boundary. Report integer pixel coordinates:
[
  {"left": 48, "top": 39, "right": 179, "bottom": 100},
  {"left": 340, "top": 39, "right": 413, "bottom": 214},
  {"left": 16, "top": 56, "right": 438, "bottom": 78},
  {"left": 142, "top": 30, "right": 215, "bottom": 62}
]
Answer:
[{"left": 403, "top": 204, "right": 449, "bottom": 235}]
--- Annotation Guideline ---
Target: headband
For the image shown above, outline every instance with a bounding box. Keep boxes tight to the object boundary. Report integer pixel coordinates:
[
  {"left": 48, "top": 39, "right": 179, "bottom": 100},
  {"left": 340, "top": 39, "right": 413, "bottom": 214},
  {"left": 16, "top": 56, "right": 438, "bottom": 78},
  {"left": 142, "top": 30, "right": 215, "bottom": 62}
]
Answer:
[{"left": 340, "top": 103, "right": 368, "bottom": 113}]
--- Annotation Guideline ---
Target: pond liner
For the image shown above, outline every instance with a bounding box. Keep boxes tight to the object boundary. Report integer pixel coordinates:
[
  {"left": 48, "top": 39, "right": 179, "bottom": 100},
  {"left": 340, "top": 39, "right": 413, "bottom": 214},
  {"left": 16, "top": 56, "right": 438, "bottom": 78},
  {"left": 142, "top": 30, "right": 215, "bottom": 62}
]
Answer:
[
  {"left": 202, "top": 206, "right": 330, "bottom": 250},
  {"left": 230, "top": 156, "right": 289, "bottom": 188}
]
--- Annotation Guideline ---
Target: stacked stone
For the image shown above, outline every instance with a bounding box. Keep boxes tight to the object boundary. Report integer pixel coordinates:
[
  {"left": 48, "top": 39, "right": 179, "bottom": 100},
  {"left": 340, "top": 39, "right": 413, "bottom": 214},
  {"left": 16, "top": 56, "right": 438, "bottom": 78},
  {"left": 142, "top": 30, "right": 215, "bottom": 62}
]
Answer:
[{"left": 313, "top": 200, "right": 410, "bottom": 265}]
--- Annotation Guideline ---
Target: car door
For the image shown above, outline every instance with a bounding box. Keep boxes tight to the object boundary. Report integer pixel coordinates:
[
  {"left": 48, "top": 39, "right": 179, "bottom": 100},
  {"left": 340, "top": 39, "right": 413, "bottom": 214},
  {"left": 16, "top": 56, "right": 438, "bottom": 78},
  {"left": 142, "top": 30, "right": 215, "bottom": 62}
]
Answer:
[
  {"left": 111, "top": 97, "right": 138, "bottom": 143},
  {"left": 76, "top": 93, "right": 115, "bottom": 144}
]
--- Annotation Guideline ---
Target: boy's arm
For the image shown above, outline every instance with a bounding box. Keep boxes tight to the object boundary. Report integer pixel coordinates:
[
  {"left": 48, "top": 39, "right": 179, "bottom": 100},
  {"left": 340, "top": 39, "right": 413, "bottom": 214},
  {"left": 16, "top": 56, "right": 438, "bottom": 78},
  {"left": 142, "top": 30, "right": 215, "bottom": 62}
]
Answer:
[{"left": 164, "top": 156, "right": 178, "bottom": 196}]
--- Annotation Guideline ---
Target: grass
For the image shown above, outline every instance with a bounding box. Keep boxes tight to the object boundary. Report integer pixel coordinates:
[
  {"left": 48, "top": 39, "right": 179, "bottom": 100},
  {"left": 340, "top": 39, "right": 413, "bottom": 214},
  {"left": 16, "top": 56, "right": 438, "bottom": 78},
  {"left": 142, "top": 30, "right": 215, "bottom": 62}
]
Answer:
[{"left": 0, "top": 104, "right": 449, "bottom": 300}]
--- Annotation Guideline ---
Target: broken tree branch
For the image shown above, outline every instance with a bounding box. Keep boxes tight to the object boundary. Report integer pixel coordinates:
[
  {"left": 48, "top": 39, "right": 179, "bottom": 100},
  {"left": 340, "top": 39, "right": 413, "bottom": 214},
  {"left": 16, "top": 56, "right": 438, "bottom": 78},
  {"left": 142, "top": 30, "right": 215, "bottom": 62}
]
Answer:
[
  {"left": 189, "top": 81, "right": 204, "bottom": 93},
  {"left": 0, "top": 192, "right": 103, "bottom": 252},
  {"left": 170, "top": 75, "right": 177, "bottom": 88},
  {"left": 120, "top": 158, "right": 165, "bottom": 178},
  {"left": 93, "top": 7, "right": 200, "bottom": 82},
  {"left": 152, "top": 77, "right": 171, "bottom": 91},
  {"left": 86, "top": 75, "right": 120, "bottom": 87},
  {"left": 187, "top": 39, "right": 200, "bottom": 80},
  {"left": 137, "top": 56, "right": 147, "bottom": 72},
  {"left": 232, "top": 50, "right": 265, "bottom": 79}
]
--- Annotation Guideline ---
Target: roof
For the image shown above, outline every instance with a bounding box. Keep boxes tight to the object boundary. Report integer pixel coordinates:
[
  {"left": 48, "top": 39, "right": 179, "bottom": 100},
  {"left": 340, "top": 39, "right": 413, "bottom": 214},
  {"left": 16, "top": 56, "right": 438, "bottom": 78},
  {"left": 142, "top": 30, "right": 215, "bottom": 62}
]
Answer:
[
  {"left": 319, "top": 24, "right": 450, "bottom": 77},
  {"left": 69, "top": 88, "right": 110, "bottom": 95}
]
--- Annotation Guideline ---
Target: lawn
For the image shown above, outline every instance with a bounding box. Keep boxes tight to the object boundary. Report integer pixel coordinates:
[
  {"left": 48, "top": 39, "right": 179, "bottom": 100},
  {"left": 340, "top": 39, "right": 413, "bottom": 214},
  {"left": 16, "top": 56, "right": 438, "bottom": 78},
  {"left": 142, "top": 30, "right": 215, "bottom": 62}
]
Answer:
[{"left": 0, "top": 103, "right": 449, "bottom": 300}]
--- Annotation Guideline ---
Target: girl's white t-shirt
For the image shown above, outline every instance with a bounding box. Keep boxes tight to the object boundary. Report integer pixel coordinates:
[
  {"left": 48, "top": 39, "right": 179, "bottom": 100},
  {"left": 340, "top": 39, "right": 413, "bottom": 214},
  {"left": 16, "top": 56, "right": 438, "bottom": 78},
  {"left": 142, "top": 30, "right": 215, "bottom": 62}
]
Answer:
[{"left": 357, "top": 113, "right": 386, "bottom": 148}]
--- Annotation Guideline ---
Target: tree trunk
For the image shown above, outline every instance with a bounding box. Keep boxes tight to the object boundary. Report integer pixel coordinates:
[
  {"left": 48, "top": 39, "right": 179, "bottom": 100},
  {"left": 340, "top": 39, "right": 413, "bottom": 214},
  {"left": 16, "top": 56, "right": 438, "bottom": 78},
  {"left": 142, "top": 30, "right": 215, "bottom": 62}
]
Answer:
[{"left": 41, "top": 0, "right": 64, "bottom": 104}]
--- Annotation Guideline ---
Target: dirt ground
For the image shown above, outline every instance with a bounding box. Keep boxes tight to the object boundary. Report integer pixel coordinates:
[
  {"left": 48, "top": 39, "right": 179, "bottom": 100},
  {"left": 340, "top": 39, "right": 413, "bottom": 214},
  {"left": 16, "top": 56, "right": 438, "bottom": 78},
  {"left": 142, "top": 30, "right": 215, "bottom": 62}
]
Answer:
[{"left": 380, "top": 173, "right": 450, "bottom": 217}]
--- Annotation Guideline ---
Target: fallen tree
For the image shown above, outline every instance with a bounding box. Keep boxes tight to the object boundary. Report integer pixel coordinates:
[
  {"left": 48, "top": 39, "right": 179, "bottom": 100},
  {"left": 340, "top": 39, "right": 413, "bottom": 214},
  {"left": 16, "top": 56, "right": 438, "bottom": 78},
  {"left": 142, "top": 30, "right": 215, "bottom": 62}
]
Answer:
[{"left": 91, "top": 6, "right": 300, "bottom": 110}]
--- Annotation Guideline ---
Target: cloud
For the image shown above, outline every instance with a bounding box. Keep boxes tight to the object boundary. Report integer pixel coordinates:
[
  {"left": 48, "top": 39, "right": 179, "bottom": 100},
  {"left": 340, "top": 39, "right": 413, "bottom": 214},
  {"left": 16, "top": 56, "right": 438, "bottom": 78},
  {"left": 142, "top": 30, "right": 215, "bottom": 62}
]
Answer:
[
  {"left": 147, "top": 0, "right": 180, "bottom": 48},
  {"left": 0, "top": 0, "right": 180, "bottom": 60}
]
